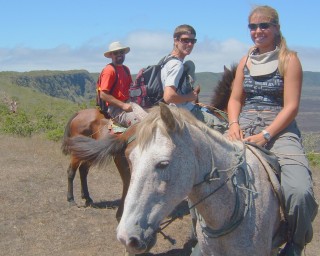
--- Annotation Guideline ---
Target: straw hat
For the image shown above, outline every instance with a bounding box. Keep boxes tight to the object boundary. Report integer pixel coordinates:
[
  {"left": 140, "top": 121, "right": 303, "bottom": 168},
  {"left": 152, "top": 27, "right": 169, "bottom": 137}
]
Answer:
[{"left": 104, "top": 41, "right": 130, "bottom": 58}]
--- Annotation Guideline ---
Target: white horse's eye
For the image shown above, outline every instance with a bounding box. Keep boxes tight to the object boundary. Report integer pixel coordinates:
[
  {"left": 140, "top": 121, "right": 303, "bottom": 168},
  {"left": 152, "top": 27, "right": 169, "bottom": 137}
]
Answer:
[
  {"left": 156, "top": 161, "right": 170, "bottom": 181},
  {"left": 156, "top": 161, "right": 169, "bottom": 169}
]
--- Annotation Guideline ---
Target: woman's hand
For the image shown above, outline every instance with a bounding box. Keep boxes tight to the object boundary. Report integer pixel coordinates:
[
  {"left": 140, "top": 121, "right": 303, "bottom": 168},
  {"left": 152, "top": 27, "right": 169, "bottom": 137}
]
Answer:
[
  {"left": 227, "top": 123, "right": 243, "bottom": 141},
  {"left": 243, "top": 133, "right": 267, "bottom": 146}
]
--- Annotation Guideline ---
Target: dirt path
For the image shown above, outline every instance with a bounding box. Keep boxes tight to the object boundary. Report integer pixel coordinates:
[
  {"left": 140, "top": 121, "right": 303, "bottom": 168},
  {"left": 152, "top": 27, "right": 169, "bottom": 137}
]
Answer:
[{"left": 0, "top": 135, "right": 319, "bottom": 256}]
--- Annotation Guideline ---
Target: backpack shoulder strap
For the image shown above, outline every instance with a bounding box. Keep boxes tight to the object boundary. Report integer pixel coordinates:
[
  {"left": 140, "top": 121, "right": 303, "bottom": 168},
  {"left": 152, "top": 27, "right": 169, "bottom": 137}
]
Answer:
[
  {"left": 177, "top": 70, "right": 187, "bottom": 91},
  {"left": 96, "top": 63, "right": 117, "bottom": 114},
  {"left": 159, "top": 55, "right": 179, "bottom": 66},
  {"left": 122, "top": 65, "right": 131, "bottom": 76},
  {"left": 107, "top": 63, "right": 118, "bottom": 95},
  {"left": 159, "top": 55, "right": 187, "bottom": 92}
]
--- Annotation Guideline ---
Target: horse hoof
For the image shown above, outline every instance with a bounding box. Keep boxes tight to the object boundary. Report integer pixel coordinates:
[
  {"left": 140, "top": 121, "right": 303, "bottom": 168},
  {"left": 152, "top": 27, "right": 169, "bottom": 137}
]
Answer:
[
  {"left": 85, "top": 199, "right": 94, "bottom": 207},
  {"left": 68, "top": 200, "right": 77, "bottom": 207}
]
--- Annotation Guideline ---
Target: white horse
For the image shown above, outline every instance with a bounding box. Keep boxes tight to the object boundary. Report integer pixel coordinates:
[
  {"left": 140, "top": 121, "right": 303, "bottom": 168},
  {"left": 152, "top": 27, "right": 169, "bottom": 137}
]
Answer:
[{"left": 116, "top": 103, "right": 286, "bottom": 256}]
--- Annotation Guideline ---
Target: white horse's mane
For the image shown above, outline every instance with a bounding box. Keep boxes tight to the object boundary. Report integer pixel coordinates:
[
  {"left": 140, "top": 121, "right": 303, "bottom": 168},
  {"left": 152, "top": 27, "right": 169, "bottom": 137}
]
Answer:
[{"left": 135, "top": 105, "right": 234, "bottom": 150}]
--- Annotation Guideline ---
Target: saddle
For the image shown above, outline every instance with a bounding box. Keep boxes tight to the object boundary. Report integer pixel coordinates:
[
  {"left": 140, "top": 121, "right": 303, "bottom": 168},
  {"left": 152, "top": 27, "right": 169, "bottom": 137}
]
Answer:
[
  {"left": 109, "top": 122, "right": 127, "bottom": 134},
  {"left": 245, "top": 141, "right": 281, "bottom": 176},
  {"left": 102, "top": 102, "right": 148, "bottom": 135}
]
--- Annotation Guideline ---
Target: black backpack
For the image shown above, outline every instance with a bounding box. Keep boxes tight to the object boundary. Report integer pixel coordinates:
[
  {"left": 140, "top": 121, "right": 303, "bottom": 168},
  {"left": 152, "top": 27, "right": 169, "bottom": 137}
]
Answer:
[
  {"left": 96, "top": 63, "right": 130, "bottom": 113},
  {"left": 129, "top": 56, "right": 187, "bottom": 108}
]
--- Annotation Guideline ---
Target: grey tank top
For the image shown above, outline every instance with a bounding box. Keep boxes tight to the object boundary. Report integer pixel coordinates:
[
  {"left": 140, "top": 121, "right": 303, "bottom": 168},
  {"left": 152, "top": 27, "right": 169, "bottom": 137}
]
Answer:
[{"left": 243, "top": 63, "right": 284, "bottom": 111}]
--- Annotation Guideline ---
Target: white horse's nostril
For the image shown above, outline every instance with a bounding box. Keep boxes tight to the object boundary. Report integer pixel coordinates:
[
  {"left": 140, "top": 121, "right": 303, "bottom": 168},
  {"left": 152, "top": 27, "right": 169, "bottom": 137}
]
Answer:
[{"left": 128, "top": 236, "right": 140, "bottom": 249}]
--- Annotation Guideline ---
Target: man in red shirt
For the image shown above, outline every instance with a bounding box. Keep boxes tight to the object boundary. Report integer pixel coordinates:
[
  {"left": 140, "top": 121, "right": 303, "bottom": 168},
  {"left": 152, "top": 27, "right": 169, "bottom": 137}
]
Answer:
[{"left": 97, "top": 41, "right": 139, "bottom": 127}]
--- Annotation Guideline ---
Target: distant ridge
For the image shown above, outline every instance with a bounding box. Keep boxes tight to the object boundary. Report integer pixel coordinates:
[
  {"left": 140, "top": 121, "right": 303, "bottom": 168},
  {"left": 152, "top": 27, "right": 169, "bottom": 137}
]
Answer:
[{"left": 0, "top": 70, "right": 319, "bottom": 132}]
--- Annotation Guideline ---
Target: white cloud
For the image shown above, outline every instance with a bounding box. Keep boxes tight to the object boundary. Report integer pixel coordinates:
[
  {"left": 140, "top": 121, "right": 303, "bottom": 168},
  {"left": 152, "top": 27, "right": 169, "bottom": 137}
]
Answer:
[{"left": 0, "top": 31, "right": 319, "bottom": 73}]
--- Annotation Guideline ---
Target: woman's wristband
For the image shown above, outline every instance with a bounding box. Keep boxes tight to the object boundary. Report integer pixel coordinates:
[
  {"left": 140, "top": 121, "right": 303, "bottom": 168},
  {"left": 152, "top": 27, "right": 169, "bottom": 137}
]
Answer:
[{"left": 228, "top": 121, "right": 239, "bottom": 127}]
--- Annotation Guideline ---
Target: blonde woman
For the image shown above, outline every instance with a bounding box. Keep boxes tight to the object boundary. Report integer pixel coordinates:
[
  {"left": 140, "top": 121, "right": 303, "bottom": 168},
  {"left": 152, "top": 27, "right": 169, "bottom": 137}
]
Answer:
[{"left": 227, "top": 6, "right": 318, "bottom": 256}]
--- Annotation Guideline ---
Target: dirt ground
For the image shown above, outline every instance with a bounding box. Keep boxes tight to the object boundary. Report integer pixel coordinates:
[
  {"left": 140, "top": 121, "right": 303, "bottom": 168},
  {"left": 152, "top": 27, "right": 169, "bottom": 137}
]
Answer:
[{"left": 0, "top": 135, "right": 319, "bottom": 256}]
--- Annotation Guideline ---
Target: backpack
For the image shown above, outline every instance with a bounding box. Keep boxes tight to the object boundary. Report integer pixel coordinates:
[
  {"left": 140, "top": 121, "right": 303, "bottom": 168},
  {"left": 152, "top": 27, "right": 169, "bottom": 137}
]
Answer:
[
  {"left": 129, "top": 56, "right": 187, "bottom": 108},
  {"left": 96, "top": 63, "right": 130, "bottom": 114}
]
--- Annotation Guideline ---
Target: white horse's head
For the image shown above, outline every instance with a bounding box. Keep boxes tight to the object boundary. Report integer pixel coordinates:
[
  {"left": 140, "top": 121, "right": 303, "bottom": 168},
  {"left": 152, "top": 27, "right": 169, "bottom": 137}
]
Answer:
[
  {"left": 116, "top": 103, "right": 283, "bottom": 255},
  {"left": 117, "top": 103, "right": 208, "bottom": 254}
]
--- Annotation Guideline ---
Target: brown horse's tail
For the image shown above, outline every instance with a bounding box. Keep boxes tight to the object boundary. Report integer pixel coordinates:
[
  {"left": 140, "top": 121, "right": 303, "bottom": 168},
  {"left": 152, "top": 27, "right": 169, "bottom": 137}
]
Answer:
[{"left": 61, "top": 112, "right": 78, "bottom": 155}]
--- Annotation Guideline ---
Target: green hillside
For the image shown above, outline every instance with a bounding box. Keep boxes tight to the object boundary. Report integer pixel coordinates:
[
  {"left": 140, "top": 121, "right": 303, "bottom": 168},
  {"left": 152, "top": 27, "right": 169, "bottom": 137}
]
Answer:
[
  {"left": 0, "top": 69, "right": 319, "bottom": 139},
  {"left": 0, "top": 71, "right": 90, "bottom": 140},
  {"left": 2, "top": 69, "right": 319, "bottom": 104}
]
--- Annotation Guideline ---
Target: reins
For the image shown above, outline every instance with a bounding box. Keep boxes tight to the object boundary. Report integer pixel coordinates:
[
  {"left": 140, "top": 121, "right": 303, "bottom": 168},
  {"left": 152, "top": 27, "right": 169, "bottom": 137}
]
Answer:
[{"left": 189, "top": 141, "right": 258, "bottom": 238}]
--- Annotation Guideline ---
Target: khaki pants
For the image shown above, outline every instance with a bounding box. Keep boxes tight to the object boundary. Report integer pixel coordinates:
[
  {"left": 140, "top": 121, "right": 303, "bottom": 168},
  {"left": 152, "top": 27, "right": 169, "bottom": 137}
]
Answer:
[
  {"left": 240, "top": 111, "right": 318, "bottom": 248},
  {"left": 108, "top": 103, "right": 140, "bottom": 127}
]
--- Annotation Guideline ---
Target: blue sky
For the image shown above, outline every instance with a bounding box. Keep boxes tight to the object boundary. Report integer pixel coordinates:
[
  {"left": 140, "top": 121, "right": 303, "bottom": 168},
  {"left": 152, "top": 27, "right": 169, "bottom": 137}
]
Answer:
[{"left": 1, "top": 0, "right": 319, "bottom": 73}]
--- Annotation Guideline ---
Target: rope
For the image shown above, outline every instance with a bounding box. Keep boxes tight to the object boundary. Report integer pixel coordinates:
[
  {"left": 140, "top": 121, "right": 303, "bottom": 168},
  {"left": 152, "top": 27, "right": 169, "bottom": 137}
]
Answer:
[
  {"left": 189, "top": 141, "right": 255, "bottom": 238},
  {"left": 270, "top": 150, "right": 308, "bottom": 157},
  {"left": 156, "top": 217, "right": 178, "bottom": 245},
  {"left": 89, "top": 123, "right": 109, "bottom": 138},
  {"left": 87, "top": 111, "right": 126, "bottom": 138},
  {"left": 89, "top": 110, "right": 132, "bottom": 138}
]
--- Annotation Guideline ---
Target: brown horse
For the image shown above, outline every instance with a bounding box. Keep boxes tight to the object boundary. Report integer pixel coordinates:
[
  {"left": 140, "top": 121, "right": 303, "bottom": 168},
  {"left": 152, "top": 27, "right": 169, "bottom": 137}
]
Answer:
[
  {"left": 61, "top": 106, "right": 147, "bottom": 221},
  {"left": 61, "top": 64, "right": 236, "bottom": 221},
  {"left": 61, "top": 109, "right": 109, "bottom": 205}
]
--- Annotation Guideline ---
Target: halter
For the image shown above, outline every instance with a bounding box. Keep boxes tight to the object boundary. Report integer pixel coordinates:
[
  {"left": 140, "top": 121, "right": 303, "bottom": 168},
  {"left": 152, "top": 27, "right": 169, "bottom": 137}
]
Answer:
[{"left": 190, "top": 142, "right": 258, "bottom": 238}]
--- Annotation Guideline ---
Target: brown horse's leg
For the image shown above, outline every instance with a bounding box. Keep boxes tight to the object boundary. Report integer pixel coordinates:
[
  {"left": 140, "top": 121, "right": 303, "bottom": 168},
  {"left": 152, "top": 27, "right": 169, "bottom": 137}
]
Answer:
[
  {"left": 67, "top": 158, "right": 79, "bottom": 206},
  {"left": 113, "top": 153, "right": 131, "bottom": 222},
  {"left": 79, "top": 162, "right": 93, "bottom": 207}
]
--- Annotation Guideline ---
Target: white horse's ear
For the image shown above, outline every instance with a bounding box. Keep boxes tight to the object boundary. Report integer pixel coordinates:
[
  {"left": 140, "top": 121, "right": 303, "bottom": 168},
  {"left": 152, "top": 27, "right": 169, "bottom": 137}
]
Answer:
[{"left": 159, "top": 103, "right": 176, "bottom": 131}]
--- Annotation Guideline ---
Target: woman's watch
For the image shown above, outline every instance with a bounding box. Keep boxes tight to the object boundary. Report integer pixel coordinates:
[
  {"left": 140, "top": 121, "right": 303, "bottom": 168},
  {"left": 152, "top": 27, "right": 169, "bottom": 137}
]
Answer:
[{"left": 262, "top": 130, "right": 271, "bottom": 142}]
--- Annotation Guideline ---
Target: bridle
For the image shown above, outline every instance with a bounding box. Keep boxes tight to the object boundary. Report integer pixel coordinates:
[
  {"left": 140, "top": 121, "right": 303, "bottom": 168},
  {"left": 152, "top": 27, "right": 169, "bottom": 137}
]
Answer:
[{"left": 189, "top": 142, "right": 256, "bottom": 238}]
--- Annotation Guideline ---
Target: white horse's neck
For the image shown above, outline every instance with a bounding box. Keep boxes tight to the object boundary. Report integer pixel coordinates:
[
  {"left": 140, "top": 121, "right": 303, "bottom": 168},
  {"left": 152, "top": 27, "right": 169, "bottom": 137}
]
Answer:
[
  {"left": 191, "top": 127, "right": 243, "bottom": 182},
  {"left": 188, "top": 127, "right": 245, "bottom": 230}
]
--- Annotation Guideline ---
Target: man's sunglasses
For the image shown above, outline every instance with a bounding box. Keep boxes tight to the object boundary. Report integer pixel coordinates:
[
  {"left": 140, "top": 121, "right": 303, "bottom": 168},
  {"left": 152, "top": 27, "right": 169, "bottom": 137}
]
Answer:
[
  {"left": 248, "top": 22, "right": 275, "bottom": 31},
  {"left": 113, "top": 50, "right": 125, "bottom": 55},
  {"left": 179, "top": 38, "right": 197, "bottom": 44}
]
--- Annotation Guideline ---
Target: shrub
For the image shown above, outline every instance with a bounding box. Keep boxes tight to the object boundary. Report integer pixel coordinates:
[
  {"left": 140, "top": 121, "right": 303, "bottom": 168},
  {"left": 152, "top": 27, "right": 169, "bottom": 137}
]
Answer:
[
  {"left": 45, "top": 127, "right": 64, "bottom": 142},
  {"left": 0, "top": 111, "right": 35, "bottom": 136},
  {"left": 35, "top": 113, "right": 59, "bottom": 132}
]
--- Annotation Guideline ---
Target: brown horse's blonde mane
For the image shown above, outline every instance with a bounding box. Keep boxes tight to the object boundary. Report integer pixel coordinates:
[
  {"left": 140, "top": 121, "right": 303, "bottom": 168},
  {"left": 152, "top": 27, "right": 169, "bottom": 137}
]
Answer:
[{"left": 135, "top": 105, "right": 228, "bottom": 150}]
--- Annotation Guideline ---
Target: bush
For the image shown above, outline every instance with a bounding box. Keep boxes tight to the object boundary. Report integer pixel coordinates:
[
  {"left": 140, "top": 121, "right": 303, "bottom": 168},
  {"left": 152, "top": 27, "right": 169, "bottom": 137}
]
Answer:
[
  {"left": 45, "top": 127, "right": 64, "bottom": 142},
  {"left": 35, "top": 113, "right": 59, "bottom": 132},
  {"left": 0, "top": 103, "right": 69, "bottom": 140},
  {"left": 0, "top": 110, "right": 35, "bottom": 136}
]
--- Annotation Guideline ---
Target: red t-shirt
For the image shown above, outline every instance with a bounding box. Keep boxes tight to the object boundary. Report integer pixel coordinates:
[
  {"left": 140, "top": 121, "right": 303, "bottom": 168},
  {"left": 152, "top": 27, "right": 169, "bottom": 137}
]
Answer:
[{"left": 98, "top": 64, "right": 132, "bottom": 102}]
